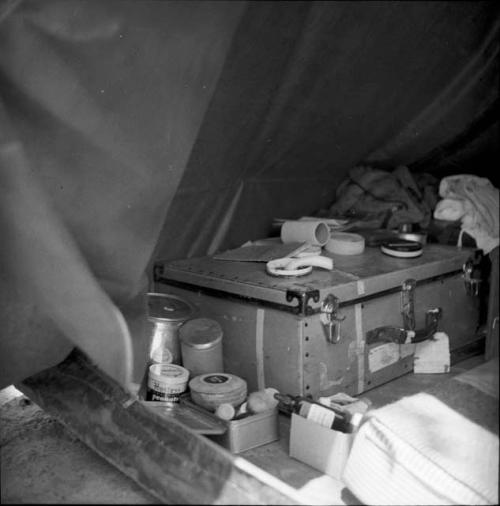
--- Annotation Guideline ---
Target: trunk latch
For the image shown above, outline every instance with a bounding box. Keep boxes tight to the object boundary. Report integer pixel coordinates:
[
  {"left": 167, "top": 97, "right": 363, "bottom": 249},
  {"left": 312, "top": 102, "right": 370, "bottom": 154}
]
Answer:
[
  {"left": 366, "top": 278, "right": 442, "bottom": 345},
  {"left": 320, "top": 294, "right": 346, "bottom": 344},
  {"left": 401, "top": 278, "right": 416, "bottom": 330},
  {"left": 462, "top": 254, "right": 483, "bottom": 296}
]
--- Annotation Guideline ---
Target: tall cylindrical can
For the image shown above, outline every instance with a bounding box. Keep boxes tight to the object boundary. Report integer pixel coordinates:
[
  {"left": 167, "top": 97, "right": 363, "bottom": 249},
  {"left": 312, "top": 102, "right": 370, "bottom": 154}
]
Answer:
[
  {"left": 179, "top": 318, "right": 224, "bottom": 376},
  {"left": 146, "top": 293, "right": 194, "bottom": 365}
]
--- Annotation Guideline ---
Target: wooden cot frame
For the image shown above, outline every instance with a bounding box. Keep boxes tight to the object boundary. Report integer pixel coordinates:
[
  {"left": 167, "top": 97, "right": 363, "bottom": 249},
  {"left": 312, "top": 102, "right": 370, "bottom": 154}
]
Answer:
[{"left": 17, "top": 349, "right": 307, "bottom": 505}]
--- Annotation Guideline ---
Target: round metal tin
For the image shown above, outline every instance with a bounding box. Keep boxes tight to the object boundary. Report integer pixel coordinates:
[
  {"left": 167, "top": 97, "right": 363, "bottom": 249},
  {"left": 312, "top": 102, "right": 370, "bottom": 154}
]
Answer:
[{"left": 179, "top": 318, "right": 223, "bottom": 350}]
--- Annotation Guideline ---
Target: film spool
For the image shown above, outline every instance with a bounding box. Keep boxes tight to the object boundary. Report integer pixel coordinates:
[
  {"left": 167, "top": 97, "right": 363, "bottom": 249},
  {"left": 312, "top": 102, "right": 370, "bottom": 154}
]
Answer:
[
  {"left": 380, "top": 239, "right": 423, "bottom": 258},
  {"left": 189, "top": 373, "right": 247, "bottom": 412},
  {"left": 281, "top": 220, "right": 330, "bottom": 246},
  {"left": 325, "top": 232, "right": 365, "bottom": 255}
]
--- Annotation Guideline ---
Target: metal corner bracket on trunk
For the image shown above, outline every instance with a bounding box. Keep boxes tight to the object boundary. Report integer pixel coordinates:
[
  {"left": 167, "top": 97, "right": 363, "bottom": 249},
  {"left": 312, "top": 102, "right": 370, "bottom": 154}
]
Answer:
[{"left": 285, "top": 289, "right": 320, "bottom": 315}]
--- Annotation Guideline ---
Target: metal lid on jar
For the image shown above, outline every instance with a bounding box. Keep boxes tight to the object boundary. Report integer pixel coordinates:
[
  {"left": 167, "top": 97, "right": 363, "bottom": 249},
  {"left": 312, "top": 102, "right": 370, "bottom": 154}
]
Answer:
[
  {"left": 179, "top": 318, "right": 223, "bottom": 349},
  {"left": 149, "top": 363, "right": 190, "bottom": 385},
  {"left": 147, "top": 292, "right": 194, "bottom": 322}
]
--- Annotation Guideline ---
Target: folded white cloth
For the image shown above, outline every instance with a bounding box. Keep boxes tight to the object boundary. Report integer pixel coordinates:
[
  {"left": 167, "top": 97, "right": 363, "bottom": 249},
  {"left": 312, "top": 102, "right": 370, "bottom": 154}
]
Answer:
[
  {"left": 342, "top": 393, "right": 499, "bottom": 505},
  {"left": 433, "top": 175, "right": 499, "bottom": 254},
  {"left": 413, "top": 332, "right": 450, "bottom": 374}
]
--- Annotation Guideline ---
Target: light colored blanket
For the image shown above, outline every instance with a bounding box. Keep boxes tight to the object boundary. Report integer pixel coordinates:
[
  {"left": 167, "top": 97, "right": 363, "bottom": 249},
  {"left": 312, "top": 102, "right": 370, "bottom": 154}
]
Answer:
[{"left": 342, "top": 392, "right": 498, "bottom": 505}]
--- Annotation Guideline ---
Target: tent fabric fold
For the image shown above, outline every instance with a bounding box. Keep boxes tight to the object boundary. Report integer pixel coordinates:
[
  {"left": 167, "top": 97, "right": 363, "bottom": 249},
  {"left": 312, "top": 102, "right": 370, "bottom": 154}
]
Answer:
[
  {"left": 1, "top": 0, "right": 498, "bottom": 385},
  {"left": 0, "top": 0, "right": 245, "bottom": 386}
]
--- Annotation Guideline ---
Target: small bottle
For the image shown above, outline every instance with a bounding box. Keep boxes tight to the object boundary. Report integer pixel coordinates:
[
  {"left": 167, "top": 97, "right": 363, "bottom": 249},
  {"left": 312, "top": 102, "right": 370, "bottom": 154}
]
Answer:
[{"left": 275, "top": 393, "right": 363, "bottom": 434}]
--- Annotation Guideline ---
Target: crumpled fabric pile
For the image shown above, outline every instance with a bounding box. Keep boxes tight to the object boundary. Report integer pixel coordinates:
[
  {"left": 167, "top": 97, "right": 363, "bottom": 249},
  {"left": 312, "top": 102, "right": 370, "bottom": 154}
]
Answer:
[
  {"left": 326, "top": 165, "right": 439, "bottom": 230},
  {"left": 434, "top": 175, "right": 499, "bottom": 254}
]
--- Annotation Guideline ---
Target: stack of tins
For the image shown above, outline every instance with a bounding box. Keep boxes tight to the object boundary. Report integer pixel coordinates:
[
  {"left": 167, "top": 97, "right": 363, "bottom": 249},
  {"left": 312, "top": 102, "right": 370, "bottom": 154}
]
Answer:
[
  {"left": 180, "top": 318, "right": 250, "bottom": 411},
  {"left": 146, "top": 294, "right": 240, "bottom": 407},
  {"left": 145, "top": 293, "right": 193, "bottom": 401}
]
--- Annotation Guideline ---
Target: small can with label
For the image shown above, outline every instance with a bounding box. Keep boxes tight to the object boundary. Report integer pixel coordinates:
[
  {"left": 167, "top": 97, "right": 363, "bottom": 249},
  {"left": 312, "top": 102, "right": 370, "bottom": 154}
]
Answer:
[
  {"left": 146, "top": 363, "right": 189, "bottom": 402},
  {"left": 179, "top": 318, "right": 224, "bottom": 377}
]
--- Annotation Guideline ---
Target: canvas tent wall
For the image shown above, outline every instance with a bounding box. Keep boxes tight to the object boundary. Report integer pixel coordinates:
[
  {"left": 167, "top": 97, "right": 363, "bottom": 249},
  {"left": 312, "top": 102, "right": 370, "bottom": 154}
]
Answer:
[{"left": 1, "top": 0, "right": 499, "bottom": 386}]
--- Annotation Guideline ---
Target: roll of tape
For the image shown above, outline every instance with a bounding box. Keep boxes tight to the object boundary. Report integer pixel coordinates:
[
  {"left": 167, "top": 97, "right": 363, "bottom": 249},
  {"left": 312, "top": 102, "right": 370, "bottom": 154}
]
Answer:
[{"left": 325, "top": 232, "right": 365, "bottom": 255}]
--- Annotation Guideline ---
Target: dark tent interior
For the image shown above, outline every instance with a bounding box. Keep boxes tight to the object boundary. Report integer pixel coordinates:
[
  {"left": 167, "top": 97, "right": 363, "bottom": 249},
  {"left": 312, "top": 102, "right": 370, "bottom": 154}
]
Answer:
[{"left": 1, "top": 1, "right": 499, "bottom": 504}]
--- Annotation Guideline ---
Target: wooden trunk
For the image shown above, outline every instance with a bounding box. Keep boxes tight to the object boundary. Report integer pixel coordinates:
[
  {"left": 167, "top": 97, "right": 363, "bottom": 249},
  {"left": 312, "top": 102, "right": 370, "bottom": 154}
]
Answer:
[{"left": 155, "top": 244, "right": 483, "bottom": 397}]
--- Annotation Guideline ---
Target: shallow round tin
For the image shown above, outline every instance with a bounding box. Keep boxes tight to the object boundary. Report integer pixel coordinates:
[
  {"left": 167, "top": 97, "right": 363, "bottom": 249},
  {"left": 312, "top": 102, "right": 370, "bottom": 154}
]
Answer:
[
  {"left": 147, "top": 292, "right": 194, "bottom": 322},
  {"left": 189, "top": 373, "right": 247, "bottom": 411}
]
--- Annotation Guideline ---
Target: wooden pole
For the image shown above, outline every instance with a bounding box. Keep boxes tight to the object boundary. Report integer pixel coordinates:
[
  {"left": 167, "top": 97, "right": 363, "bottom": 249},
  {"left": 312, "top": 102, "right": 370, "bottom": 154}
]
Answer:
[{"left": 17, "top": 349, "right": 304, "bottom": 505}]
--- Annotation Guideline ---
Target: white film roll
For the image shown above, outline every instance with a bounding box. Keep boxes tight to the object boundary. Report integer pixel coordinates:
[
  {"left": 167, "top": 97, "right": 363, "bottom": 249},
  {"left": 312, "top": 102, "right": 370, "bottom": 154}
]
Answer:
[
  {"left": 280, "top": 220, "right": 330, "bottom": 246},
  {"left": 325, "top": 232, "right": 365, "bottom": 255}
]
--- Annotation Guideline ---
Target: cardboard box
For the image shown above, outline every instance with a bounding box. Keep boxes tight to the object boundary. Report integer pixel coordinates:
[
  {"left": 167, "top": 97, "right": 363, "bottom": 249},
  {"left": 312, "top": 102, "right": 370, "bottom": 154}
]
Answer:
[{"left": 289, "top": 413, "right": 355, "bottom": 480}]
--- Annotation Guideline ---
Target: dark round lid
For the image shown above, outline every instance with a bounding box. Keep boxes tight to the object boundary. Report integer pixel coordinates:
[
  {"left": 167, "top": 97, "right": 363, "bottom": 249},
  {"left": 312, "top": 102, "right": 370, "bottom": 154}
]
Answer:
[
  {"left": 380, "top": 239, "right": 423, "bottom": 258},
  {"left": 381, "top": 239, "right": 422, "bottom": 252},
  {"left": 179, "top": 318, "right": 223, "bottom": 349},
  {"left": 147, "top": 292, "right": 194, "bottom": 322}
]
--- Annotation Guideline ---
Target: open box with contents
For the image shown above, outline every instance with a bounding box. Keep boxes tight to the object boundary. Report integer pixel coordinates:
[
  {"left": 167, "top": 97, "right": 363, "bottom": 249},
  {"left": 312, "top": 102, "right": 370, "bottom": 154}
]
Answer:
[
  {"left": 139, "top": 393, "right": 280, "bottom": 454},
  {"left": 139, "top": 351, "right": 370, "bottom": 477}
]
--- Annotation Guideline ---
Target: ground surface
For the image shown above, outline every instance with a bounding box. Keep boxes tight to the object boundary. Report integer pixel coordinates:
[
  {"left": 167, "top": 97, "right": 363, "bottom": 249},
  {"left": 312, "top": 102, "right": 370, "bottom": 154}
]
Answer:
[
  {"left": 0, "top": 355, "right": 485, "bottom": 504},
  {"left": 0, "top": 386, "right": 158, "bottom": 504}
]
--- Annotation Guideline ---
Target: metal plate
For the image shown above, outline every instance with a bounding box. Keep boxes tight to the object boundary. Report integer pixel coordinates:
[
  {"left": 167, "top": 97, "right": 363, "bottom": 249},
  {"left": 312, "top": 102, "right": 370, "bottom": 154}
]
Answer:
[{"left": 140, "top": 398, "right": 227, "bottom": 435}]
